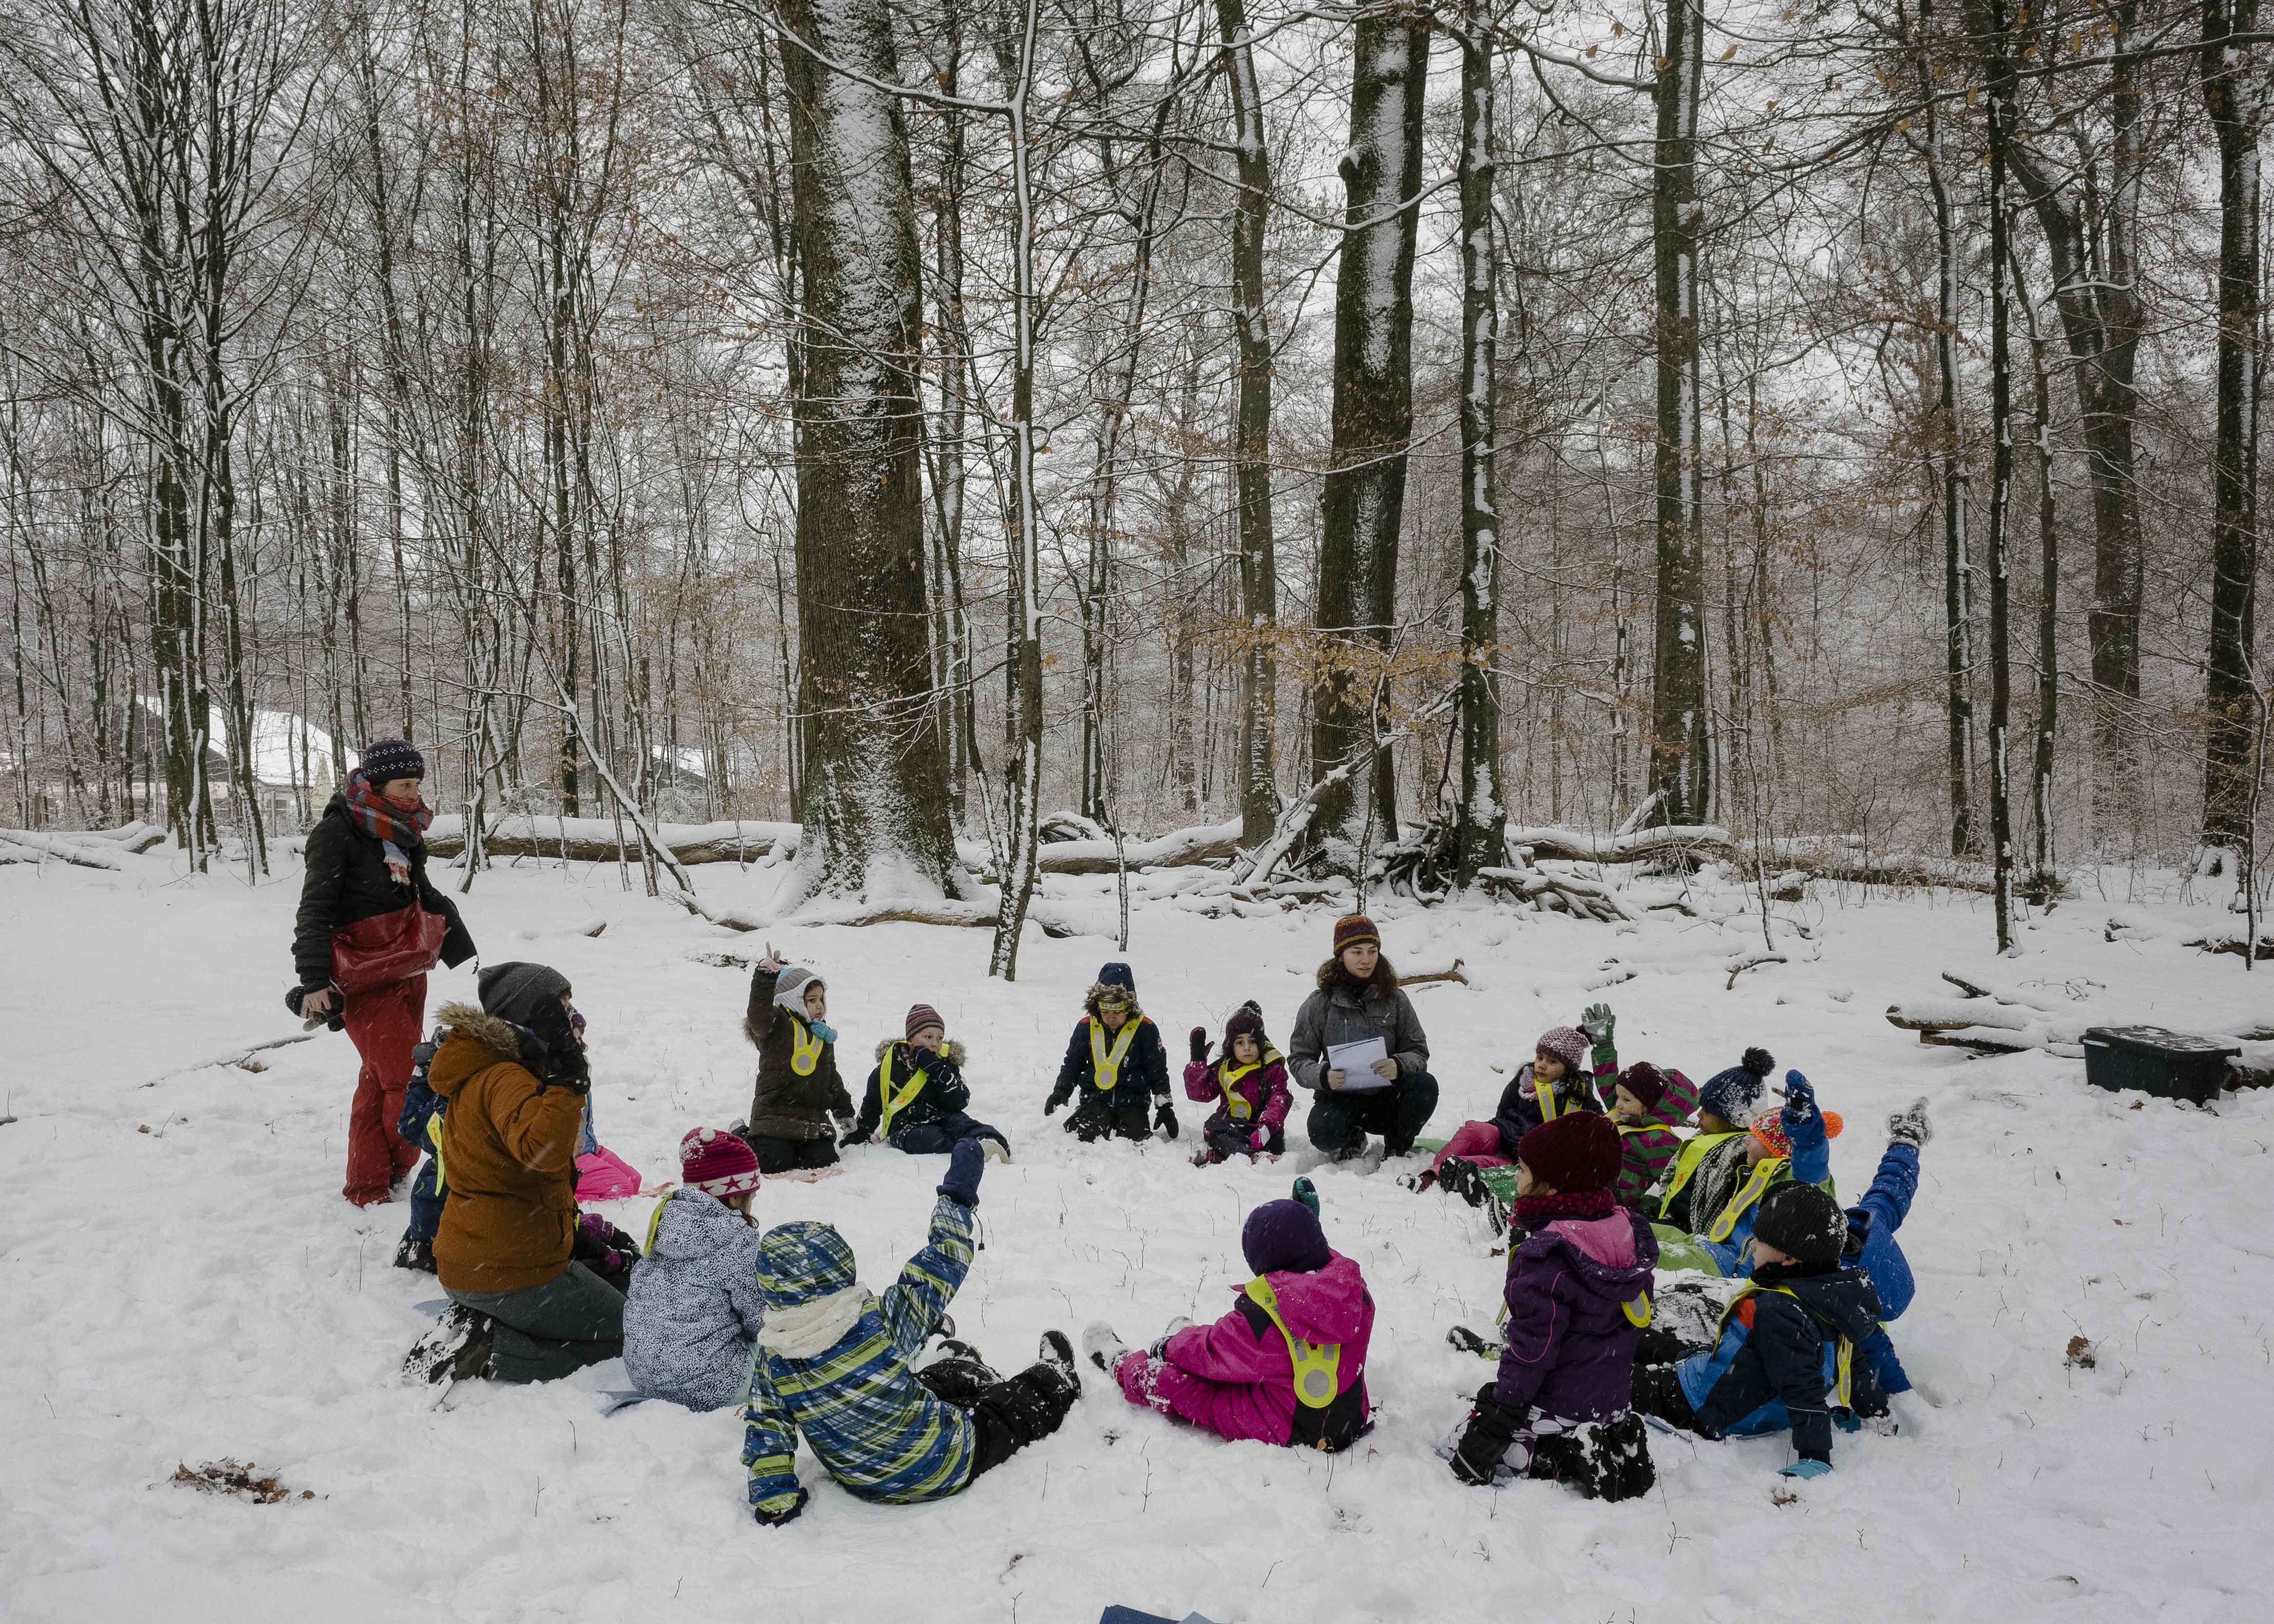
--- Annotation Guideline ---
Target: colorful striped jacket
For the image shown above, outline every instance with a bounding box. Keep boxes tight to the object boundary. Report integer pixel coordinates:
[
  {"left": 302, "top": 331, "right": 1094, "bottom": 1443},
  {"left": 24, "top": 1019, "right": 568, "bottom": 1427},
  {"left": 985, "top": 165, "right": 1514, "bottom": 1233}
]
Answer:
[
  {"left": 1613, "top": 1067, "right": 1699, "bottom": 1209},
  {"left": 741, "top": 1193, "right": 975, "bottom": 1515}
]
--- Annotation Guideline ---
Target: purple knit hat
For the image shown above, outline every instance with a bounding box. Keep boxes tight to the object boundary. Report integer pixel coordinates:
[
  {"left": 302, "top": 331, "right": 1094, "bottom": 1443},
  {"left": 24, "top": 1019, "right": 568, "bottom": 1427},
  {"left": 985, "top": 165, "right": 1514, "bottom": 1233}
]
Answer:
[
  {"left": 1241, "top": 1199, "right": 1331, "bottom": 1276},
  {"left": 1536, "top": 1026, "right": 1590, "bottom": 1077}
]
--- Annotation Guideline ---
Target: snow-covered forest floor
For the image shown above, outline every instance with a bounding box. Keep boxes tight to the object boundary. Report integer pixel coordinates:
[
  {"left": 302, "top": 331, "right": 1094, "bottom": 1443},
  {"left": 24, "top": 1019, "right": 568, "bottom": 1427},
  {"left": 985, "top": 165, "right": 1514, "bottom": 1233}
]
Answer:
[{"left": 3, "top": 852, "right": 2269, "bottom": 1622}]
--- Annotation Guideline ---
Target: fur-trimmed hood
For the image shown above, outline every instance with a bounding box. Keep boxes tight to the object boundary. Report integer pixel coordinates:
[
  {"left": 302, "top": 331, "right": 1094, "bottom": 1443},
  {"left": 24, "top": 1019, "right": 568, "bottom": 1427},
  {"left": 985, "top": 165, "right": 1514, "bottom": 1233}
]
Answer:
[
  {"left": 873, "top": 1036, "right": 968, "bottom": 1066},
  {"left": 1083, "top": 982, "right": 1145, "bottom": 1022},
  {"left": 1314, "top": 956, "right": 1399, "bottom": 996},
  {"left": 427, "top": 1001, "right": 535, "bottom": 1098}
]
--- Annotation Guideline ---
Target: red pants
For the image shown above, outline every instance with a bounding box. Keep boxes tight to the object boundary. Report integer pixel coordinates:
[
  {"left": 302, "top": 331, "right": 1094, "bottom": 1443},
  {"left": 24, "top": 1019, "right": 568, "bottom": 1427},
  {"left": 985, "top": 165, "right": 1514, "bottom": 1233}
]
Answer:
[
  {"left": 1431, "top": 1119, "right": 1512, "bottom": 1176},
  {"left": 342, "top": 975, "right": 428, "bottom": 1205}
]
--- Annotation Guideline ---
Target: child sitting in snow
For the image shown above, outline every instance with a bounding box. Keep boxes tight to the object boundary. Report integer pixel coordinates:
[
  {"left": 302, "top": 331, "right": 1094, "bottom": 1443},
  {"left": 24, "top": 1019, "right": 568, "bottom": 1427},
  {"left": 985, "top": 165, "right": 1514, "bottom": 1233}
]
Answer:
[
  {"left": 741, "top": 1142, "right": 1081, "bottom": 1525},
  {"left": 1443, "top": 1113, "right": 1657, "bottom": 1501},
  {"left": 740, "top": 944, "right": 857, "bottom": 1177},
  {"left": 1650, "top": 1047, "right": 1775, "bottom": 1233},
  {"left": 1411, "top": 1022, "right": 1601, "bottom": 1205},
  {"left": 1662, "top": 1071, "right": 1842, "bottom": 1279},
  {"left": 1632, "top": 1180, "right": 1887, "bottom": 1480},
  {"left": 1046, "top": 962, "right": 1176, "bottom": 1143},
  {"left": 1184, "top": 1001, "right": 1292, "bottom": 1165},
  {"left": 624, "top": 1128, "right": 768, "bottom": 1412},
  {"left": 1083, "top": 1190, "right": 1374, "bottom": 1453},
  {"left": 1609, "top": 1061, "right": 1698, "bottom": 1210},
  {"left": 847, "top": 1003, "right": 1011, "bottom": 1159}
]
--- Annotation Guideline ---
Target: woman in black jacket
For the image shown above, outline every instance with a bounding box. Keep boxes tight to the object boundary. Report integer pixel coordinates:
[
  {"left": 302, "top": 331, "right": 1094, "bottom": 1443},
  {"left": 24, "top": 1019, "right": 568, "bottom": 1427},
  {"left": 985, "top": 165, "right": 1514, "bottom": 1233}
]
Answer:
[{"left": 291, "top": 739, "right": 475, "bottom": 1206}]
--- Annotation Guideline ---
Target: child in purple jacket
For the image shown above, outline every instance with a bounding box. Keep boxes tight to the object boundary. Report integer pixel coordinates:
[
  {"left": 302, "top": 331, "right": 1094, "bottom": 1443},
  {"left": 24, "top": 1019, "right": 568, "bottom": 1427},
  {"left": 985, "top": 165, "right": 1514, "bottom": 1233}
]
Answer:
[
  {"left": 1083, "top": 1197, "right": 1374, "bottom": 1452},
  {"left": 1446, "top": 1112, "right": 1658, "bottom": 1501},
  {"left": 1184, "top": 1001, "right": 1294, "bottom": 1165}
]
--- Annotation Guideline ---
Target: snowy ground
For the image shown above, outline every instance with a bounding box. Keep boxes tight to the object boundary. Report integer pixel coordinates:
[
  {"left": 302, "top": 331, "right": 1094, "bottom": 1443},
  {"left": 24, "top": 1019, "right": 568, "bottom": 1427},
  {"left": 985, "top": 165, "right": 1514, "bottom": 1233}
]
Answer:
[{"left": 3, "top": 849, "right": 2270, "bottom": 1623}]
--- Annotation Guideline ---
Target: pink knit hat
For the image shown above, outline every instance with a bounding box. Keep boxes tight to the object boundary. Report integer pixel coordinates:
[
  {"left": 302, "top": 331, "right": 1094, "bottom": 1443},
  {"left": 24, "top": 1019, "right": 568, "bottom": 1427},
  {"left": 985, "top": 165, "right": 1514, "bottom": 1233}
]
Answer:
[{"left": 679, "top": 1127, "right": 762, "bottom": 1199}]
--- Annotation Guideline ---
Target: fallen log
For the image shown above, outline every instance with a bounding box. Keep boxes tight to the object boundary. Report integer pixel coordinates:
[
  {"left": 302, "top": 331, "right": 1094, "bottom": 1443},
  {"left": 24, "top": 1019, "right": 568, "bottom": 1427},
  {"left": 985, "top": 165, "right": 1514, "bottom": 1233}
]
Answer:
[
  {"left": 1401, "top": 959, "right": 1468, "bottom": 987},
  {"left": 0, "top": 831, "right": 124, "bottom": 870},
  {"left": 1506, "top": 824, "right": 1739, "bottom": 865},
  {"left": 1029, "top": 819, "right": 1241, "bottom": 876},
  {"left": 426, "top": 814, "right": 797, "bottom": 865}
]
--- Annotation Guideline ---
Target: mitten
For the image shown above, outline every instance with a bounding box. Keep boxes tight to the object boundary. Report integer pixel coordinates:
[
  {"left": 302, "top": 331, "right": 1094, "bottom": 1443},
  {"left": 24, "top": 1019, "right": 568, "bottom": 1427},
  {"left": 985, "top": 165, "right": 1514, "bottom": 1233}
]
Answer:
[
  {"left": 1249, "top": 1127, "right": 1270, "bottom": 1153},
  {"left": 938, "top": 1138, "right": 985, "bottom": 1207},
  {"left": 1154, "top": 1101, "right": 1179, "bottom": 1140},
  {"left": 1044, "top": 1082, "right": 1072, "bottom": 1116},
  {"left": 1189, "top": 1026, "right": 1210, "bottom": 1065},
  {"left": 1291, "top": 1176, "right": 1319, "bottom": 1217},
  {"left": 753, "top": 1487, "right": 809, "bottom": 1526},
  {"left": 1451, "top": 1387, "right": 1524, "bottom": 1485},
  {"left": 1778, "top": 1458, "right": 1832, "bottom": 1480},
  {"left": 1781, "top": 1069, "right": 1818, "bottom": 1124},
  {"left": 1887, "top": 1095, "right": 1932, "bottom": 1148}
]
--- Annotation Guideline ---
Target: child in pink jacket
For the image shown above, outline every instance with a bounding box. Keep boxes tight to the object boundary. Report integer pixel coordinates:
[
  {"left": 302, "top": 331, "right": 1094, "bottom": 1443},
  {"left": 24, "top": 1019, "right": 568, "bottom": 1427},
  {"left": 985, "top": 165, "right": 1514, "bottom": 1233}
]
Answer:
[
  {"left": 1083, "top": 1195, "right": 1374, "bottom": 1452},
  {"left": 1184, "top": 1001, "right": 1293, "bottom": 1165}
]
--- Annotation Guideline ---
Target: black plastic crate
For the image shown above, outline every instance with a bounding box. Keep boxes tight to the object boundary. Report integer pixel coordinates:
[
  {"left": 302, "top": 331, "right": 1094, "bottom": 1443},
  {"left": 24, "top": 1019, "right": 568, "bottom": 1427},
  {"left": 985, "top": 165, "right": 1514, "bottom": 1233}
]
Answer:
[{"left": 2080, "top": 1026, "right": 2241, "bottom": 1106}]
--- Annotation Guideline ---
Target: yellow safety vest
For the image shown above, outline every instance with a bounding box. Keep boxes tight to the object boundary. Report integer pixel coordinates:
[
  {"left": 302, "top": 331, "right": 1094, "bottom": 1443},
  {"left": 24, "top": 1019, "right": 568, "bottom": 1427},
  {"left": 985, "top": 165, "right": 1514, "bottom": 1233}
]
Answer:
[
  {"left": 1655, "top": 1131, "right": 1742, "bottom": 1219},
  {"left": 787, "top": 1013, "right": 824, "bottom": 1077},
  {"left": 1217, "top": 1059, "right": 1261, "bottom": 1120},
  {"left": 1706, "top": 1155, "right": 1790, "bottom": 1242},
  {"left": 1717, "top": 1284, "right": 1854, "bottom": 1408},
  {"left": 1090, "top": 1018, "right": 1140, "bottom": 1090},
  {"left": 1244, "top": 1276, "right": 1342, "bottom": 1410},
  {"left": 426, "top": 1112, "right": 448, "bottom": 1193},
  {"left": 877, "top": 1048, "right": 931, "bottom": 1138},
  {"left": 1534, "top": 1069, "right": 1572, "bottom": 1121},
  {"left": 645, "top": 1191, "right": 672, "bottom": 1254}
]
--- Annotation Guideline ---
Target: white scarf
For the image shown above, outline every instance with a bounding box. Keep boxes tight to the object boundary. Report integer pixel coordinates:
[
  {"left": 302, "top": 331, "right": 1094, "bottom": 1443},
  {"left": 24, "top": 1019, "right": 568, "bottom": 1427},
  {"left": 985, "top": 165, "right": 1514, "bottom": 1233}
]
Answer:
[{"left": 753, "top": 1285, "right": 868, "bottom": 1359}]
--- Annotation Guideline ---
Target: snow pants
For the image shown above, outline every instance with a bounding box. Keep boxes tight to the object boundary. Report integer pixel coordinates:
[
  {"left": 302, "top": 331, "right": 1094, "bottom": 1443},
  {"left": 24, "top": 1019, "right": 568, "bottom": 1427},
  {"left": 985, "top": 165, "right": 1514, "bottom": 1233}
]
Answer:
[
  {"left": 1067, "top": 1101, "right": 1151, "bottom": 1143},
  {"left": 917, "top": 1352, "right": 1079, "bottom": 1480},
  {"left": 342, "top": 975, "right": 427, "bottom": 1205},
  {"left": 1306, "top": 1071, "right": 1440, "bottom": 1157},
  {"left": 747, "top": 1134, "right": 839, "bottom": 1175},
  {"left": 1201, "top": 1119, "right": 1285, "bottom": 1161},
  {"left": 445, "top": 1261, "right": 625, "bottom": 1384},
  {"left": 1429, "top": 1119, "right": 1511, "bottom": 1176},
  {"left": 891, "top": 1113, "right": 1009, "bottom": 1155}
]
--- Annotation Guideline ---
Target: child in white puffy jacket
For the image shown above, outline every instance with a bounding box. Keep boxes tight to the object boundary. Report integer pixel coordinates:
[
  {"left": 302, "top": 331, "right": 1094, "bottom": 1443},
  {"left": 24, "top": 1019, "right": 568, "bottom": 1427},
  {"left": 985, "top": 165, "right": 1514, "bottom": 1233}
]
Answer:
[{"left": 624, "top": 1128, "right": 767, "bottom": 1412}]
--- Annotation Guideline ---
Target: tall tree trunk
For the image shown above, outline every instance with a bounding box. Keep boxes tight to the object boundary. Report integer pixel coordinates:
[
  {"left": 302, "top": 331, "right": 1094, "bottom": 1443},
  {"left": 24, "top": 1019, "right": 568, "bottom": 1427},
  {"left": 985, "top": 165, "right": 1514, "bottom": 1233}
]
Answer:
[
  {"left": 1310, "top": 6, "right": 1428, "bottom": 866},
  {"left": 1981, "top": 1, "right": 2018, "bottom": 952},
  {"left": 1217, "top": 0, "right": 1279, "bottom": 847},
  {"left": 1649, "top": 0, "right": 1708, "bottom": 825},
  {"left": 773, "top": 0, "right": 957, "bottom": 900},
  {"left": 1454, "top": 11, "right": 1504, "bottom": 886},
  {"left": 2200, "top": 0, "right": 2263, "bottom": 872}
]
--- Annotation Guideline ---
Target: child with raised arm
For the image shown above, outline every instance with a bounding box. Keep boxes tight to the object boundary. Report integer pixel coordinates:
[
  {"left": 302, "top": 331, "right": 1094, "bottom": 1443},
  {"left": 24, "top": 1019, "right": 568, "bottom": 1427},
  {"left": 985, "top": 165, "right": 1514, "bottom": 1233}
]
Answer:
[
  {"left": 740, "top": 943, "right": 857, "bottom": 1178},
  {"left": 1082, "top": 1193, "right": 1374, "bottom": 1452},
  {"left": 1443, "top": 1113, "right": 1657, "bottom": 1501},
  {"left": 849, "top": 1003, "right": 1010, "bottom": 1159},
  {"left": 1184, "top": 1001, "right": 1292, "bottom": 1165},
  {"left": 1410, "top": 1023, "right": 1595, "bottom": 1204},
  {"left": 740, "top": 1143, "right": 1082, "bottom": 1525}
]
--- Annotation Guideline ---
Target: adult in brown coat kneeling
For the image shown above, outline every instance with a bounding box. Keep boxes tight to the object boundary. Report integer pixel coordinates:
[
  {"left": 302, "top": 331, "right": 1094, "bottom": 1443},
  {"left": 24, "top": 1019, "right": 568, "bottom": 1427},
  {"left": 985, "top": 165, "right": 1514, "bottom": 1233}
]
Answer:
[{"left": 403, "top": 962, "right": 624, "bottom": 1385}]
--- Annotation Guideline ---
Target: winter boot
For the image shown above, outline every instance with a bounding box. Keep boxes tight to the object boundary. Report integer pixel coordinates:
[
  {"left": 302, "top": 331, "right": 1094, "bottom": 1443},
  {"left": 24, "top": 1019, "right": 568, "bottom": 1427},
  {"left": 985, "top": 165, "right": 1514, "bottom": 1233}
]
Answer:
[
  {"left": 981, "top": 1138, "right": 1013, "bottom": 1165},
  {"left": 1447, "top": 1324, "right": 1499, "bottom": 1359},
  {"left": 1331, "top": 1138, "right": 1371, "bottom": 1165},
  {"left": 392, "top": 1233, "right": 437, "bottom": 1274},
  {"left": 1398, "top": 1167, "right": 1438, "bottom": 1193},
  {"left": 1436, "top": 1157, "right": 1489, "bottom": 1208},
  {"left": 1888, "top": 1096, "right": 1932, "bottom": 1148},
  {"left": 402, "top": 1304, "right": 494, "bottom": 1387},
  {"left": 1037, "top": 1330, "right": 1082, "bottom": 1398},
  {"left": 1082, "top": 1322, "right": 1131, "bottom": 1372}
]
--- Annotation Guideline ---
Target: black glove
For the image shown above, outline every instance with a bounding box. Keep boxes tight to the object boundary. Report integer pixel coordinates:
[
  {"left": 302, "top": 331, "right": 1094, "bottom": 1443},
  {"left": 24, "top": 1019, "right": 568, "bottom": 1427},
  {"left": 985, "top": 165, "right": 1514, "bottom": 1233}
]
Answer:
[
  {"left": 1154, "top": 1101, "right": 1179, "bottom": 1140},
  {"left": 526, "top": 1002, "right": 591, "bottom": 1093},
  {"left": 1450, "top": 1386, "right": 1525, "bottom": 1485},
  {"left": 838, "top": 1122, "right": 872, "bottom": 1148},
  {"left": 286, "top": 984, "right": 346, "bottom": 1032},
  {"left": 753, "top": 1487, "right": 808, "bottom": 1527},
  {"left": 1188, "top": 1026, "right": 1210, "bottom": 1065},
  {"left": 1044, "top": 1083, "right": 1072, "bottom": 1116}
]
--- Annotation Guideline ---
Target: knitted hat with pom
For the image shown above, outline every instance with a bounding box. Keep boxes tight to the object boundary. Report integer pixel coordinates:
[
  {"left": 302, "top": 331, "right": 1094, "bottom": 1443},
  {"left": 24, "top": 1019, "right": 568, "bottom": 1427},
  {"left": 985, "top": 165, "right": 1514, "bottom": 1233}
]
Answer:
[
  {"left": 1698, "top": 1047, "right": 1775, "bottom": 1125},
  {"left": 1749, "top": 1105, "right": 1844, "bottom": 1159},
  {"left": 680, "top": 1126, "right": 762, "bottom": 1200},
  {"left": 1516, "top": 1111, "right": 1624, "bottom": 1194}
]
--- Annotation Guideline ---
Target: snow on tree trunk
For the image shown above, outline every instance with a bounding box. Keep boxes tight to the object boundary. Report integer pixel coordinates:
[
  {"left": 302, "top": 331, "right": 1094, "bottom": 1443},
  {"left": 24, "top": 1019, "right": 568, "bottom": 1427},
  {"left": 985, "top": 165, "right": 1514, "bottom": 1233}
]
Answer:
[
  {"left": 1309, "top": 8, "right": 1428, "bottom": 871},
  {"left": 773, "top": 0, "right": 957, "bottom": 905},
  {"left": 1218, "top": 0, "right": 1280, "bottom": 850},
  {"left": 1650, "top": 0, "right": 1709, "bottom": 827},
  {"left": 1454, "top": 13, "right": 1504, "bottom": 888}
]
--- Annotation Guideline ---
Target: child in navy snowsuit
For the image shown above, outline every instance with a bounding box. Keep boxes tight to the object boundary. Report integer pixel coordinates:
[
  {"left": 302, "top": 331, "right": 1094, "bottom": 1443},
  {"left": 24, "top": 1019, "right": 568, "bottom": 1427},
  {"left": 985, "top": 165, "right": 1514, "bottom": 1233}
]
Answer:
[
  {"left": 1046, "top": 963, "right": 1175, "bottom": 1143},
  {"left": 1446, "top": 1112, "right": 1657, "bottom": 1500},
  {"left": 1633, "top": 1180, "right": 1887, "bottom": 1477},
  {"left": 849, "top": 1003, "right": 1010, "bottom": 1158},
  {"left": 393, "top": 1030, "right": 448, "bottom": 1272}
]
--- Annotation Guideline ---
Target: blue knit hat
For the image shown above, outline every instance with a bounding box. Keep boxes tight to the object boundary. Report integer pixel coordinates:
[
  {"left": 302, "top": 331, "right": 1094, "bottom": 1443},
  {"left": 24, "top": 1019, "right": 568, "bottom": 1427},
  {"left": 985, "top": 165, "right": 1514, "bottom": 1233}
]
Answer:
[
  {"left": 1096, "top": 962, "right": 1136, "bottom": 993},
  {"left": 756, "top": 1220, "right": 858, "bottom": 1310},
  {"left": 1698, "top": 1047, "right": 1775, "bottom": 1124},
  {"left": 358, "top": 737, "right": 425, "bottom": 783}
]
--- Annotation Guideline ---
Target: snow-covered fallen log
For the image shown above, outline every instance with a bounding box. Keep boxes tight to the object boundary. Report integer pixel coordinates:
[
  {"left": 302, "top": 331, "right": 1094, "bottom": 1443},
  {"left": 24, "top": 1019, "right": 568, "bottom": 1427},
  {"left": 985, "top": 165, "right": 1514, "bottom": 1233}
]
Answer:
[
  {"left": 1025, "top": 819, "right": 1241, "bottom": 875},
  {"left": 1476, "top": 864, "right": 1636, "bottom": 923},
  {"left": 426, "top": 815, "right": 797, "bottom": 865},
  {"left": 1505, "top": 824, "right": 1738, "bottom": 864},
  {"left": 0, "top": 830, "right": 126, "bottom": 869}
]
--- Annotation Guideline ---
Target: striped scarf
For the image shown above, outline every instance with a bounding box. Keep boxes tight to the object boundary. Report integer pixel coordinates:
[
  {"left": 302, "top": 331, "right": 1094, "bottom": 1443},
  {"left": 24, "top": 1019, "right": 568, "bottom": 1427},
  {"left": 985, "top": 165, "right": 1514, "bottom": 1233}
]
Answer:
[{"left": 343, "top": 768, "right": 431, "bottom": 882}]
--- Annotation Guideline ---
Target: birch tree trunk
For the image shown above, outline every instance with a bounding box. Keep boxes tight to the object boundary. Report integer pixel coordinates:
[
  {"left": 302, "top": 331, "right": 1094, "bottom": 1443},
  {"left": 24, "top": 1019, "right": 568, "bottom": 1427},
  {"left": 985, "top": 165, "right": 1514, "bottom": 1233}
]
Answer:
[
  {"left": 773, "top": 0, "right": 958, "bottom": 903},
  {"left": 1454, "top": 11, "right": 1504, "bottom": 886},
  {"left": 1310, "top": 6, "right": 1429, "bottom": 868}
]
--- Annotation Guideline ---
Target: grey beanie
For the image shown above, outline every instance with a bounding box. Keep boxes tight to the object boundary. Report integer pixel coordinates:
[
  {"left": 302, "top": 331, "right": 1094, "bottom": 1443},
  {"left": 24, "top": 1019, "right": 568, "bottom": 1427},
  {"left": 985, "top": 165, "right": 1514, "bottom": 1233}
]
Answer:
[{"left": 478, "top": 961, "right": 572, "bottom": 1027}]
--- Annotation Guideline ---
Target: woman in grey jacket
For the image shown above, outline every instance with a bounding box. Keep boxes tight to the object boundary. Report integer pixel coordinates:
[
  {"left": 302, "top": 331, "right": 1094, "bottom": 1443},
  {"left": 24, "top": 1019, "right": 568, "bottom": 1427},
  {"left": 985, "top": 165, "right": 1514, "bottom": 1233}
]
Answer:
[
  {"left": 1287, "top": 915, "right": 1440, "bottom": 1161},
  {"left": 624, "top": 1128, "right": 768, "bottom": 1411}
]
